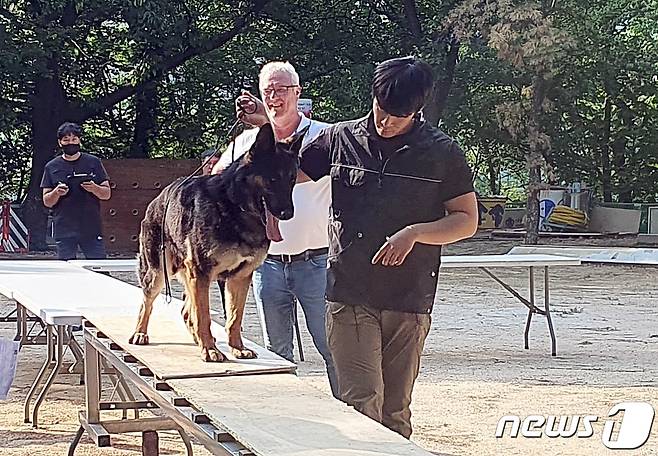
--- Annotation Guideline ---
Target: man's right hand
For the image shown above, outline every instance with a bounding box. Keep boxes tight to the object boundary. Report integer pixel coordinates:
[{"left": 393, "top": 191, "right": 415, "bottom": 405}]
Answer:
[
  {"left": 43, "top": 182, "right": 69, "bottom": 207},
  {"left": 236, "top": 90, "right": 268, "bottom": 127}
]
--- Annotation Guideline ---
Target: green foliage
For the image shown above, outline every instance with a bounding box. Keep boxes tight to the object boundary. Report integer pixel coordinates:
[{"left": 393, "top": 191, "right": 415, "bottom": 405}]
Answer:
[{"left": 0, "top": 0, "right": 656, "bottom": 206}]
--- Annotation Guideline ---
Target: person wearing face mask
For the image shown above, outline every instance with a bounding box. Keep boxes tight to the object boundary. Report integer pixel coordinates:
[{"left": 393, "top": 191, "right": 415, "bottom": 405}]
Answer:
[
  {"left": 297, "top": 57, "right": 478, "bottom": 439},
  {"left": 212, "top": 62, "right": 338, "bottom": 399},
  {"left": 41, "top": 122, "right": 111, "bottom": 260}
]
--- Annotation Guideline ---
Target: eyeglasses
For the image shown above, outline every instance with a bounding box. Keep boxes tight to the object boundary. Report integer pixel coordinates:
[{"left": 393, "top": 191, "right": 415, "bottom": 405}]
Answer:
[{"left": 261, "top": 85, "right": 299, "bottom": 98}]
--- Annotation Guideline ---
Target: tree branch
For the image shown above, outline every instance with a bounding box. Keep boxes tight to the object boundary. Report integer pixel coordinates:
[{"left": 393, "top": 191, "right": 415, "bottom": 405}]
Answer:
[
  {"left": 79, "top": 0, "right": 270, "bottom": 121},
  {"left": 364, "top": 1, "right": 407, "bottom": 31},
  {"left": 402, "top": 0, "right": 423, "bottom": 39}
]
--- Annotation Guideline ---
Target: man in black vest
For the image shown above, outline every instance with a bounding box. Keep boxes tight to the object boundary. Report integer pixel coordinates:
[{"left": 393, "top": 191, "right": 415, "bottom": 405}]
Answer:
[
  {"left": 298, "top": 57, "right": 478, "bottom": 438},
  {"left": 41, "top": 122, "right": 111, "bottom": 260}
]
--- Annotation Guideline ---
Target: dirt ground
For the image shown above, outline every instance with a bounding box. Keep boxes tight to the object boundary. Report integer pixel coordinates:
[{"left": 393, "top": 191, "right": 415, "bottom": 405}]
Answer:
[{"left": 1, "top": 237, "right": 657, "bottom": 455}]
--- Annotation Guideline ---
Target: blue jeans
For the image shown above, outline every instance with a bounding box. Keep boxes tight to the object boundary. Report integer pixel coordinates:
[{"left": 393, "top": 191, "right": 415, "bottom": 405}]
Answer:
[
  {"left": 56, "top": 235, "right": 107, "bottom": 260},
  {"left": 253, "top": 253, "right": 338, "bottom": 398}
]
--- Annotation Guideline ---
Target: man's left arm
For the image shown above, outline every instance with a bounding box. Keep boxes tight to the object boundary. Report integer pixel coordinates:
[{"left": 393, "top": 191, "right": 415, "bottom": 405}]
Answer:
[
  {"left": 81, "top": 180, "right": 111, "bottom": 200},
  {"left": 372, "top": 141, "right": 478, "bottom": 266},
  {"left": 81, "top": 159, "right": 111, "bottom": 200},
  {"left": 371, "top": 193, "right": 478, "bottom": 266}
]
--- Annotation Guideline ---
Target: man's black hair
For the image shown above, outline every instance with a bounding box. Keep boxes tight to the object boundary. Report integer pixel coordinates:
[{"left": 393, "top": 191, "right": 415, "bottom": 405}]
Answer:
[
  {"left": 201, "top": 148, "right": 217, "bottom": 159},
  {"left": 372, "top": 56, "right": 434, "bottom": 117},
  {"left": 56, "top": 122, "right": 82, "bottom": 139}
]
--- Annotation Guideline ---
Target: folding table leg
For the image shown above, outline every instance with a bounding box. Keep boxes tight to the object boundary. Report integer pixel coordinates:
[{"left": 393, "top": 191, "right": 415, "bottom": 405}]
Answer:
[
  {"left": 68, "top": 425, "right": 85, "bottom": 455},
  {"left": 6, "top": 305, "right": 21, "bottom": 342},
  {"left": 24, "top": 325, "right": 54, "bottom": 423},
  {"left": 293, "top": 303, "right": 304, "bottom": 362},
  {"left": 544, "top": 266, "right": 556, "bottom": 356},
  {"left": 523, "top": 267, "right": 535, "bottom": 350},
  {"left": 68, "top": 327, "right": 85, "bottom": 374},
  {"left": 19, "top": 304, "right": 27, "bottom": 347},
  {"left": 32, "top": 324, "right": 65, "bottom": 428}
]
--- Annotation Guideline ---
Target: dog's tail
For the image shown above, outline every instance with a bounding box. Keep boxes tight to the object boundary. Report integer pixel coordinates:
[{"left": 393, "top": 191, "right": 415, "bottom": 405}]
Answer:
[{"left": 137, "top": 206, "right": 163, "bottom": 289}]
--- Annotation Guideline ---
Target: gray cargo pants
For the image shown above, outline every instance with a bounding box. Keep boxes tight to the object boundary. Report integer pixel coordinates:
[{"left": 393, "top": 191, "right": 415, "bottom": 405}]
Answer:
[{"left": 326, "top": 301, "right": 431, "bottom": 438}]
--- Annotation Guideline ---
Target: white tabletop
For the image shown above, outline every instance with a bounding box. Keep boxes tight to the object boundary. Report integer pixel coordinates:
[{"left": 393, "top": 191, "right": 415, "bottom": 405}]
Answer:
[
  {"left": 0, "top": 260, "right": 89, "bottom": 300},
  {"left": 0, "top": 260, "right": 155, "bottom": 324},
  {"left": 67, "top": 255, "right": 581, "bottom": 273},
  {"left": 68, "top": 259, "right": 137, "bottom": 272},
  {"left": 441, "top": 254, "right": 581, "bottom": 268}
]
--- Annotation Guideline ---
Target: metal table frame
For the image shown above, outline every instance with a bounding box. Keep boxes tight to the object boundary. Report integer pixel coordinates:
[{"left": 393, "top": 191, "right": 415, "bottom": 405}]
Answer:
[
  {"left": 2, "top": 302, "right": 47, "bottom": 345},
  {"left": 9, "top": 300, "right": 86, "bottom": 428},
  {"left": 477, "top": 265, "right": 557, "bottom": 356},
  {"left": 71, "top": 323, "right": 255, "bottom": 456}
]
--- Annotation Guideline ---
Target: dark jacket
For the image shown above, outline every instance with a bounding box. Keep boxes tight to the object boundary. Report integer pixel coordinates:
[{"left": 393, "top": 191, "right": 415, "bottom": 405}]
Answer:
[{"left": 300, "top": 114, "right": 474, "bottom": 314}]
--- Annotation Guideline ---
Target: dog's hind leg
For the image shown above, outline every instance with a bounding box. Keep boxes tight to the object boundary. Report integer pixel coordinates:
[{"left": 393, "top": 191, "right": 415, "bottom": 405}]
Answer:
[
  {"left": 129, "top": 256, "right": 164, "bottom": 345},
  {"left": 225, "top": 274, "right": 257, "bottom": 359},
  {"left": 182, "top": 262, "right": 226, "bottom": 362}
]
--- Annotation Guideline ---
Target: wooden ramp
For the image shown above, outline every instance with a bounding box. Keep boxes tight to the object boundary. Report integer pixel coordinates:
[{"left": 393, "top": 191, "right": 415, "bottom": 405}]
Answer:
[
  {"left": 168, "top": 374, "right": 432, "bottom": 456},
  {"left": 82, "top": 309, "right": 295, "bottom": 380}
]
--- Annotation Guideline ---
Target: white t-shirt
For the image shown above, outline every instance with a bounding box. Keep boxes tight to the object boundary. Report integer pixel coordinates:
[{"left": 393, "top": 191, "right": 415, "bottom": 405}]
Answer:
[{"left": 218, "top": 114, "right": 331, "bottom": 255}]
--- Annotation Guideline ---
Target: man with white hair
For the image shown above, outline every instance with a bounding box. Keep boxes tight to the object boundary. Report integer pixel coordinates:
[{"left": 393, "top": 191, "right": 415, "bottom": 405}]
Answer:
[{"left": 213, "top": 62, "right": 338, "bottom": 398}]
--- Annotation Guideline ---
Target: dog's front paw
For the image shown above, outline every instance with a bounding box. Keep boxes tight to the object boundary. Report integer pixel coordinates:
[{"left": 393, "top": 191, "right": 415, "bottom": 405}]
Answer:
[
  {"left": 201, "top": 346, "right": 227, "bottom": 362},
  {"left": 231, "top": 347, "right": 257, "bottom": 359},
  {"left": 129, "top": 332, "right": 149, "bottom": 345}
]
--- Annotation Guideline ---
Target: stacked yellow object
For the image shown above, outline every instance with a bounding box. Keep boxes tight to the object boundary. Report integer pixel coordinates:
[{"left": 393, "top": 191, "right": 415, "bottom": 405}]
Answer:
[{"left": 547, "top": 205, "right": 589, "bottom": 228}]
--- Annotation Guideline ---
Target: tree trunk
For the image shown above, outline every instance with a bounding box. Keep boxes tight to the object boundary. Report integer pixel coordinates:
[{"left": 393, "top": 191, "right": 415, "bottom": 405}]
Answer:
[
  {"left": 525, "top": 164, "right": 541, "bottom": 245},
  {"left": 21, "top": 70, "right": 70, "bottom": 250},
  {"left": 600, "top": 96, "right": 612, "bottom": 202},
  {"left": 129, "top": 82, "right": 158, "bottom": 158},
  {"left": 486, "top": 142, "right": 499, "bottom": 195},
  {"left": 424, "top": 42, "right": 459, "bottom": 126},
  {"left": 613, "top": 102, "right": 633, "bottom": 203},
  {"left": 524, "top": 75, "right": 548, "bottom": 245},
  {"left": 612, "top": 137, "right": 632, "bottom": 202}
]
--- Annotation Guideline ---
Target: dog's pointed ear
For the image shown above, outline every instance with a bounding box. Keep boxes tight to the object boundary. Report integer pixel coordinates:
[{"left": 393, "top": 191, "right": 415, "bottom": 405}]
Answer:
[{"left": 246, "top": 123, "right": 275, "bottom": 162}]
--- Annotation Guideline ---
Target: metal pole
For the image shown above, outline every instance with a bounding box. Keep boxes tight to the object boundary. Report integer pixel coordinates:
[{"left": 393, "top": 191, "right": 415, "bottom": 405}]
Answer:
[
  {"left": 544, "top": 266, "right": 557, "bottom": 356},
  {"left": 524, "top": 267, "right": 535, "bottom": 350},
  {"left": 24, "top": 325, "right": 54, "bottom": 423},
  {"left": 293, "top": 303, "right": 304, "bottom": 362},
  {"left": 32, "top": 325, "right": 64, "bottom": 428}
]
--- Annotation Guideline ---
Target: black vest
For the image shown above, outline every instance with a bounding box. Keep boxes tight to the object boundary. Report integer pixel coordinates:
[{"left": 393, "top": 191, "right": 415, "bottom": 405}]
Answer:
[{"left": 325, "top": 115, "right": 473, "bottom": 314}]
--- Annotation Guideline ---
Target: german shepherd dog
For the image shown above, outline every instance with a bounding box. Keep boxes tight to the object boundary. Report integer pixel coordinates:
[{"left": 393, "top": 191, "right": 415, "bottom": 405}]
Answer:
[{"left": 129, "top": 123, "right": 302, "bottom": 362}]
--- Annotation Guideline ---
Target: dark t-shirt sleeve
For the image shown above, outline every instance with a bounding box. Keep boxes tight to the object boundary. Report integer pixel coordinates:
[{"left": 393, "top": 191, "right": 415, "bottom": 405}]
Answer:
[
  {"left": 442, "top": 141, "right": 475, "bottom": 202},
  {"left": 299, "top": 127, "right": 333, "bottom": 181},
  {"left": 94, "top": 158, "right": 109, "bottom": 183},
  {"left": 40, "top": 163, "right": 54, "bottom": 189}
]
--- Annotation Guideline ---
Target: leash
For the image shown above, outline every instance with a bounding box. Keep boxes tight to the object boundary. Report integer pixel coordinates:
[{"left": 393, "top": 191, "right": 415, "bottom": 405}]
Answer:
[
  {"left": 331, "top": 163, "right": 444, "bottom": 184},
  {"left": 159, "top": 103, "right": 256, "bottom": 303}
]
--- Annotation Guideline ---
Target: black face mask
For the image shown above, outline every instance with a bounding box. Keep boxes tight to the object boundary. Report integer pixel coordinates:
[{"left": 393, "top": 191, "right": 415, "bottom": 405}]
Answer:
[{"left": 61, "top": 144, "right": 80, "bottom": 156}]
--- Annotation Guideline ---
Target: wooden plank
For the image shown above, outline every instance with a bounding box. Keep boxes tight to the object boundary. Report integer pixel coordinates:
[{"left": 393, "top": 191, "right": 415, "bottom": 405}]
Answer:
[
  {"left": 82, "top": 310, "right": 295, "bottom": 380},
  {"left": 142, "top": 430, "right": 159, "bottom": 456},
  {"left": 167, "top": 374, "right": 434, "bottom": 456}
]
